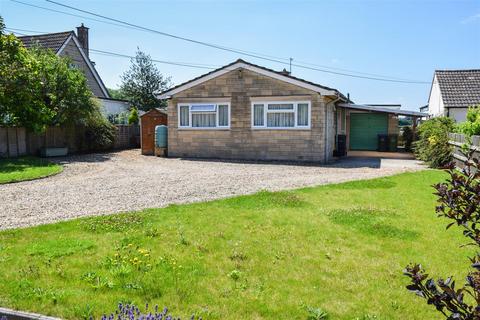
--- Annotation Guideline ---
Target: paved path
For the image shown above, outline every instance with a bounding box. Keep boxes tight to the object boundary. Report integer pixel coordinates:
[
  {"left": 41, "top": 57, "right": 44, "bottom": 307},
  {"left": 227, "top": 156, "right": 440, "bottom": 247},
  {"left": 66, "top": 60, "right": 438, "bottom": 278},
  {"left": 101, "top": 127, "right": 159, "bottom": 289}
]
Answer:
[{"left": 0, "top": 149, "right": 424, "bottom": 230}]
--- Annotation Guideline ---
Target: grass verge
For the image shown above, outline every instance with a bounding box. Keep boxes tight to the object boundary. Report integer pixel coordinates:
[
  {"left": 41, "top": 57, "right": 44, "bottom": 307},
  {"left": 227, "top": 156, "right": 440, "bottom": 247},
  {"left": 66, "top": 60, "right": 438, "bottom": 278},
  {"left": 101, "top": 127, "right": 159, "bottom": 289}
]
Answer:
[
  {"left": 0, "top": 157, "right": 62, "bottom": 184},
  {"left": 0, "top": 170, "right": 468, "bottom": 319}
]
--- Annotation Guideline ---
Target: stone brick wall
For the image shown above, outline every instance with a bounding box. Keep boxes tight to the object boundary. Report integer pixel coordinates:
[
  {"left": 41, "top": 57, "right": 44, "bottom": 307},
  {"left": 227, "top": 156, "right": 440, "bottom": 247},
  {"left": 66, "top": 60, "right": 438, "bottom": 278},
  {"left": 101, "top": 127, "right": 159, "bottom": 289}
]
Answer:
[
  {"left": 60, "top": 39, "right": 106, "bottom": 98},
  {"left": 167, "top": 68, "right": 332, "bottom": 162},
  {"left": 326, "top": 102, "right": 336, "bottom": 159},
  {"left": 387, "top": 114, "right": 399, "bottom": 135}
]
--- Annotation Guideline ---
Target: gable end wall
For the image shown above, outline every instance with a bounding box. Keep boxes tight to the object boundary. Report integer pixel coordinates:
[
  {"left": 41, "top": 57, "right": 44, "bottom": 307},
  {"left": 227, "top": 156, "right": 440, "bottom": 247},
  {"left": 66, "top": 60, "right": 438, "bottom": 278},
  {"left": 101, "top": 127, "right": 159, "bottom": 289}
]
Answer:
[
  {"left": 167, "top": 69, "right": 332, "bottom": 162},
  {"left": 59, "top": 39, "right": 106, "bottom": 98},
  {"left": 428, "top": 75, "right": 445, "bottom": 117}
]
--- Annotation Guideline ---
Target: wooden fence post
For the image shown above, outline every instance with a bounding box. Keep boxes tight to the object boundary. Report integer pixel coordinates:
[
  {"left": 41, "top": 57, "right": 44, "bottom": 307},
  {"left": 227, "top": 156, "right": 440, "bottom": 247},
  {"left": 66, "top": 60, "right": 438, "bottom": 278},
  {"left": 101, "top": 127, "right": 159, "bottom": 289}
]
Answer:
[
  {"left": 5, "top": 127, "right": 9, "bottom": 158},
  {"left": 15, "top": 128, "right": 19, "bottom": 157}
]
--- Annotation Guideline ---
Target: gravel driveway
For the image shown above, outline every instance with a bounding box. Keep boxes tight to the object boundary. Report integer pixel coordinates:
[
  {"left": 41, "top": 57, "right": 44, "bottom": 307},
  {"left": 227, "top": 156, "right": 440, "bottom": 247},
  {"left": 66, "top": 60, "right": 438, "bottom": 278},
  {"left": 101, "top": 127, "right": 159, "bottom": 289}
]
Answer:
[{"left": 0, "top": 149, "right": 424, "bottom": 230}]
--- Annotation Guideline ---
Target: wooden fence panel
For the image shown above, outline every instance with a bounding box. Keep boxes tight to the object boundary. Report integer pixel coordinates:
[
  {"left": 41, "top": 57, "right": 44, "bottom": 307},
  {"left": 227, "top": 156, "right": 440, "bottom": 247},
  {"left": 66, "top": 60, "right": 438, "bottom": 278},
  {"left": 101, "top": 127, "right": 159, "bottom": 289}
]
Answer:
[
  {"left": 114, "top": 124, "right": 139, "bottom": 149},
  {"left": 26, "top": 131, "right": 41, "bottom": 156},
  {"left": 0, "top": 127, "right": 28, "bottom": 158},
  {"left": 1, "top": 124, "right": 140, "bottom": 158},
  {"left": 16, "top": 128, "right": 27, "bottom": 156},
  {"left": 114, "top": 125, "right": 129, "bottom": 149},
  {"left": 449, "top": 133, "right": 480, "bottom": 168},
  {"left": 0, "top": 128, "right": 7, "bottom": 157},
  {"left": 7, "top": 128, "right": 19, "bottom": 157}
]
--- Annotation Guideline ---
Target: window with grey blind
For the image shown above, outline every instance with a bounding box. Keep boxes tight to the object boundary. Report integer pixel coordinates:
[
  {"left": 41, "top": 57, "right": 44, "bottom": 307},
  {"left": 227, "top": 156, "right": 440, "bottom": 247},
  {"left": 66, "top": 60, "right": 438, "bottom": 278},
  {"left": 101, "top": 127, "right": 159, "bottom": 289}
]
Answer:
[
  {"left": 297, "top": 103, "right": 309, "bottom": 126},
  {"left": 178, "top": 103, "right": 230, "bottom": 128},
  {"left": 192, "top": 113, "right": 216, "bottom": 127},
  {"left": 267, "top": 103, "right": 294, "bottom": 127},
  {"left": 179, "top": 105, "right": 189, "bottom": 127},
  {"left": 218, "top": 105, "right": 229, "bottom": 127},
  {"left": 252, "top": 101, "right": 310, "bottom": 129},
  {"left": 253, "top": 104, "right": 264, "bottom": 126},
  {"left": 267, "top": 111, "right": 295, "bottom": 127}
]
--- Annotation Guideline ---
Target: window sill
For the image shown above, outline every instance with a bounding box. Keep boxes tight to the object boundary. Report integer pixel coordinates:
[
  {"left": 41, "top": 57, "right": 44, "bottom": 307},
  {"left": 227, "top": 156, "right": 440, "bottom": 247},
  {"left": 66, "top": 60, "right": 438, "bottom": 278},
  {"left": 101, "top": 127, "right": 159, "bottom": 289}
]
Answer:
[
  {"left": 251, "top": 127, "right": 311, "bottom": 131},
  {"left": 178, "top": 127, "right": 231, "bottom": 131}
]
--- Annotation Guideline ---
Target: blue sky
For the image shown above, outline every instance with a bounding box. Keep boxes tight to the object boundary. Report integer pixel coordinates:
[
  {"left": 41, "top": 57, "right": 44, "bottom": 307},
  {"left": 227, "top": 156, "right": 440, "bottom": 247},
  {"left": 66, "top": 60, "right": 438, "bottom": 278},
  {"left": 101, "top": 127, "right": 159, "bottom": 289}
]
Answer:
[{"left": 1, "top": 0, "right": 479, "bottom": 110}]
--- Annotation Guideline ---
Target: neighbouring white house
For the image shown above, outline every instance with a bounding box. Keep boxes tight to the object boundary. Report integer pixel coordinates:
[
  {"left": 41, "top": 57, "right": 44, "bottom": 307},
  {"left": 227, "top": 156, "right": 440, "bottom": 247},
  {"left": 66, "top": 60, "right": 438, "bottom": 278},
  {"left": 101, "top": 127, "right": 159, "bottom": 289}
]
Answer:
[
  {"left": 426, "top": 69, "right": 480, "bottom": 122},
  {"left": 98, "top": 97, "right": 130, "bottom": 119}
]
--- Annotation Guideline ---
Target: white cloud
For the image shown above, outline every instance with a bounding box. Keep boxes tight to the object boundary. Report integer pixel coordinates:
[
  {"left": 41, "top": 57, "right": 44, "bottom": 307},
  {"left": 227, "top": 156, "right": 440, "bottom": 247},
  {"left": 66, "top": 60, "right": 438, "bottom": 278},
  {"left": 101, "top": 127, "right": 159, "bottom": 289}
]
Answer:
[{"left": 461, "top": 13, "right": 480, "bottom": 24}]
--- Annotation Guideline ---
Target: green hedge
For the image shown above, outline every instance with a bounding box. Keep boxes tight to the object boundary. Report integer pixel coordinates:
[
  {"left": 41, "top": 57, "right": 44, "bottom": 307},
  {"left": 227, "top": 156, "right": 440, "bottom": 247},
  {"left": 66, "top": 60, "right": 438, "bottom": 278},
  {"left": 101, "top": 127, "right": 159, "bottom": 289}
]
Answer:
[
  {"left": 455, "top": 106, "right": 480, "bottom": 137},
  {"left": 413, "top": 117, "right": 454, "bottom": 168}
]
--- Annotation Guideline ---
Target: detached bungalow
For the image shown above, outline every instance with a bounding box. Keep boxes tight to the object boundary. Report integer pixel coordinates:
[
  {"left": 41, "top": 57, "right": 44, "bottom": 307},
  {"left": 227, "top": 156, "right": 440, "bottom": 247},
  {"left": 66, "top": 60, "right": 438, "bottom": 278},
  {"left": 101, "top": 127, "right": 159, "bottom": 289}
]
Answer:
[{"left": 158, "top": 59, "right": 425, "bottom": 162}]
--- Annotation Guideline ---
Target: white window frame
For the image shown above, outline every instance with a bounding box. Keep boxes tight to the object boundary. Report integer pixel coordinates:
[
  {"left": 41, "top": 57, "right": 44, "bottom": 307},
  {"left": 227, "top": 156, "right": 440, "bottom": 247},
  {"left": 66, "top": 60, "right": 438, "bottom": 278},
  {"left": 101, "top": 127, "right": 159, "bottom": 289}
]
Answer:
[
  {"left": 177, "top": 103, "right": 230, "bottom": 129},
  {"left": 251, "top": 101, "right": 311, "bottom": 129}
]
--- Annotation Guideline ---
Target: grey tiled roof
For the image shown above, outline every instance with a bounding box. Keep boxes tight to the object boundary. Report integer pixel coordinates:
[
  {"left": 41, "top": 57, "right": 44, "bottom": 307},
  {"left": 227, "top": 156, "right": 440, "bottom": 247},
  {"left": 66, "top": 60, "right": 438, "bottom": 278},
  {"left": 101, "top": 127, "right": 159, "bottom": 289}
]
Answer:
[
  {"left": 18, "top": 31, "right": 73, "bottom": 53},
  {"left": 435, "top": 69, "right": 480, "bottom": 108},
  {"left": 158, "top": 59, "right": 348, "bottom": 101}
]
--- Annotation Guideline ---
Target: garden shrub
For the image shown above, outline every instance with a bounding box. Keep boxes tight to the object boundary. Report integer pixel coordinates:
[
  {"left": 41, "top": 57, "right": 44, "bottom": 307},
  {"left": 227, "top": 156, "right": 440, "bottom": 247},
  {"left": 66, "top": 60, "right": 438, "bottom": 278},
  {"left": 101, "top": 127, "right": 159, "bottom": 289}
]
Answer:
[
  {"left": 413, "top": 117, "right": 454, "bottom": 168},
  {"left": 128, "top": 107, "right": 139, "bottom": 125},
  {"left": 456, "top": 106, "right": 480, "bottom": 137},
  {"left": 83, "top": 101, "right": 116, "bottom": 152},
  {"left": 108, "top": 111, "right": 129, "bottom": 125},
  {"left": 402, "top": 126, "right": 414, "bottom": 152},
  {"left": 404, "top": 150, "right": 480, "bottom": 319}
]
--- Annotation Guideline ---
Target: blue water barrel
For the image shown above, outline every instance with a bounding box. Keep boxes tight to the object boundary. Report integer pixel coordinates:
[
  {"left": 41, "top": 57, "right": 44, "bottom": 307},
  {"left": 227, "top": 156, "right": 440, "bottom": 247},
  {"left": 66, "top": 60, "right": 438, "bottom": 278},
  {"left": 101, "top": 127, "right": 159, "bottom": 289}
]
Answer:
[{"left": 155, "top": 125, "right": 168, "bottom": 148}]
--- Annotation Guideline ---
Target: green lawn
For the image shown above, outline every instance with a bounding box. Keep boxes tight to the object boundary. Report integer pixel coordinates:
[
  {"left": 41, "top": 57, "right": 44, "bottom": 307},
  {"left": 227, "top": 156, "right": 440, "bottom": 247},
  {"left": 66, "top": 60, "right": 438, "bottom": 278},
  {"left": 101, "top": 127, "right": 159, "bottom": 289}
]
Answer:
[
  {"left": 0, "top": 157, "right": 62, "bottom": 184},
  {"left": 0, "top": 170, "right": 469, "bottom": 319}
]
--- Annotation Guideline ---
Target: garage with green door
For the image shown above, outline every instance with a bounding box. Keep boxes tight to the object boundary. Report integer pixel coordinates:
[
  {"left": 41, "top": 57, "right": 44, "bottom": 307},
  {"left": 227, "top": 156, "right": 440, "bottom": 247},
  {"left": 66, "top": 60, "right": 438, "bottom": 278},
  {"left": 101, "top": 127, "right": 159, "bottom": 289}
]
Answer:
[{"left": 349, "top": 113, "right": 388, "bottom": 150}]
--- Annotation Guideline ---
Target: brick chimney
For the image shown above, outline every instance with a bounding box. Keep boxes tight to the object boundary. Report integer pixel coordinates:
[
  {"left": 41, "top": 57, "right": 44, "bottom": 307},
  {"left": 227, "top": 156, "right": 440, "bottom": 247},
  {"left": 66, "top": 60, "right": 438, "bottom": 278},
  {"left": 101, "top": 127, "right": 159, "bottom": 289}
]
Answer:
[{"left": 76, "top": 23, "right": 89, "bottom": 56}]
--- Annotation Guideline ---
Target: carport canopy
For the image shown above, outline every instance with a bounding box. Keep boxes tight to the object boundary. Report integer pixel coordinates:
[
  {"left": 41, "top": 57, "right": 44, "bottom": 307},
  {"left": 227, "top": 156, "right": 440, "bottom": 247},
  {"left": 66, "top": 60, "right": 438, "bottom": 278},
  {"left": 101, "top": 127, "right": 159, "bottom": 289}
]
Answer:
[
  {"left": 337, "top": 103, "right": 427, "bottom": 117},
  {"left": 337, "top": 103, "right": 428, "bottom": 151}
]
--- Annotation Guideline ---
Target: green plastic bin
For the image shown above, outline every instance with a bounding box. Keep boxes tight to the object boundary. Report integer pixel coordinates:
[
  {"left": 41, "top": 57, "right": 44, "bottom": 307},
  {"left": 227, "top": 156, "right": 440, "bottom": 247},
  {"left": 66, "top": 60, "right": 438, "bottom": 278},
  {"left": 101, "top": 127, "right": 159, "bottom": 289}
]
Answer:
[
  {"left": 388, "top": 135, "right": 398, "bottom": 152},
  {"left": 377, "top": 134, "right": 388, "bottom": 152}
]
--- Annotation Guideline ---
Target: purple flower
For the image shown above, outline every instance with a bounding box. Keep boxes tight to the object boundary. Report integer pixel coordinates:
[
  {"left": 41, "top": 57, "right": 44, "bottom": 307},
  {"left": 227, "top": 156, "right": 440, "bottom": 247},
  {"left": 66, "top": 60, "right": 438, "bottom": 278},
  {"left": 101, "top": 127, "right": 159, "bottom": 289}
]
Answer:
[{"left": 104, "top": 303, "right": 197, "bottom": 320}]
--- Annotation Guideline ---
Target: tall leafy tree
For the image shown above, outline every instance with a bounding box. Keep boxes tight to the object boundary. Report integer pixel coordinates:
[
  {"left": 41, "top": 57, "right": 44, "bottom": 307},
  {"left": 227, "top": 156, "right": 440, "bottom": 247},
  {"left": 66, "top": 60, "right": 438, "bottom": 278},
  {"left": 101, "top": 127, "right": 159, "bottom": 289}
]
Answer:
[
  {"left": 0, "top": 17, "right": 98, "bottom": 132},
  {"left": 107, "top": 87, "right": 127, "bottom": 100},
  {"left": 0, "top": 16, "right": 52, "bottom": 131},
  {"left": 29, "top": 46, "right": 96, "bottom": 127},
  {"left": 120, "top": 49, "right": 171, "bottom": 111}
]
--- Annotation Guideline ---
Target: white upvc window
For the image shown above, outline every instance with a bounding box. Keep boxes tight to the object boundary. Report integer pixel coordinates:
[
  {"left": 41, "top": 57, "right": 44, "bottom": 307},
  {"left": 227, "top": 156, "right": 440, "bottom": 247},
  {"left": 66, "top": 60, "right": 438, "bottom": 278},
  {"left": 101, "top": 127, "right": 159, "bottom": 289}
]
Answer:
[
  {"left": 251, "top": 101, "right": 311, "bottom": 129},
  {"left": 178, "top": 103, "right": 230, "bottom": 129}
]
